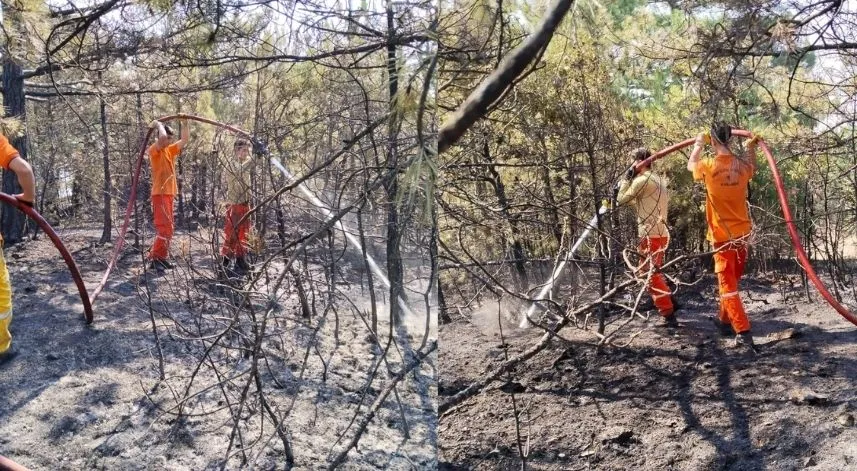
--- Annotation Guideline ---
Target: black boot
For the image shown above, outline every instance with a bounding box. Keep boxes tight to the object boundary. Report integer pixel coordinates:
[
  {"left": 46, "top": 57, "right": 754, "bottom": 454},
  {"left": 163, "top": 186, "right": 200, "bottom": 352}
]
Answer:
[
  {"left": 711, "top": 316, "right": 733, "bottom": 337},
  {"left": 0, "top": 346, "right": 19, "bottom": 366},
  {"left": 734, "top": 331, "right": 759, "bottom": 354},
  {"left": 659, "top": 313, "right": 679, "bottom": 328},
  {"left": 235, "top": 256, "right": 251, "bottom": 271}
]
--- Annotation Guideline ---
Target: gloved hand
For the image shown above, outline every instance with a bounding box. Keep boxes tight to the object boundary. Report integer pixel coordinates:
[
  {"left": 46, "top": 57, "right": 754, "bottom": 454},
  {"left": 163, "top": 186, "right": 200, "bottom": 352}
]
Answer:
[
  {"left": 747, "top": 134, "right": 762, "bottom": 146},
  {"left": 695, "top": 132, "right": 710, "bottom": 146},
  {"left": 252, "top": 137, "right": 269, "bottom": 156},
  {"left": 149, "top": 120, "right": 161, "bottom": 129}
]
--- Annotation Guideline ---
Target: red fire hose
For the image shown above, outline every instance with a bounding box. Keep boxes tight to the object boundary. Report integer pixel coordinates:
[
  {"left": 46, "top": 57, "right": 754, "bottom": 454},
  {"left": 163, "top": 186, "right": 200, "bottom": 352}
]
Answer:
[
  {"left": 0, "top": 193, "right": 92, "bottom": 323},
  {"left": 636, "top": 129, "right": 857, "bottom": 327},
  {"left": 0, "top": 454, "right": 30, "bottom": 471},
  {"left": 89, "top": 114, "right": 253, "bottom": 304}
]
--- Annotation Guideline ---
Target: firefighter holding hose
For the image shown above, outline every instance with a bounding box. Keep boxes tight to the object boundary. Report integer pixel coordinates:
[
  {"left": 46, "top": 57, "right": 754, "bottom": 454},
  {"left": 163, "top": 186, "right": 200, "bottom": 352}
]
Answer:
[
  {"left": 688, "top": 122, "right": 760, "bottom": 351},
  {"left": 0, "top": 132, "right": 37, "bottom": 364},
  {"left": 146, "top": 119, "right": 189, "bottom": 272},
  {"left": 617, "top": 147, "right": 677, "bottom": 327},
  {"left": 220, "top": 138, "right": 253, "bottom": 273}
]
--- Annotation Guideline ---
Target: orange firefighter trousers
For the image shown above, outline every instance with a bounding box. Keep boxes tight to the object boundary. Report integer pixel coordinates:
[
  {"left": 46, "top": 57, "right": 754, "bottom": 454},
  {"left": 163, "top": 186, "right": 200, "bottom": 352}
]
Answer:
[
  {"left": 639, "top": 237, "right": 674, "bottom": 316},
  {"left": 149, "top": 195, "right": 174, "bottom": 261},
  {"left": 221, "top": 204, "right": 250, "bottom": 258},
  {"left": 714, "top": 240, "right": 750, "bottom": 334}
]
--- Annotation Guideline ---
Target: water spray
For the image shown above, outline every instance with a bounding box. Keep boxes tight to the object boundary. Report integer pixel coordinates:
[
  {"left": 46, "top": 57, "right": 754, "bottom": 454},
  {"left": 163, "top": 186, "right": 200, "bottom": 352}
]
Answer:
[
  {"left": 270, "top": 157, "right": 418, "bottom": 319},
  {"left": 519, "top": 203, "right": 608, "bottom": 328},
  {"left": 93, "top": 113, "right": 418, "bottom": 322},
  {"left": 521, "top": 130, "right": 857, "bottom": 329}
]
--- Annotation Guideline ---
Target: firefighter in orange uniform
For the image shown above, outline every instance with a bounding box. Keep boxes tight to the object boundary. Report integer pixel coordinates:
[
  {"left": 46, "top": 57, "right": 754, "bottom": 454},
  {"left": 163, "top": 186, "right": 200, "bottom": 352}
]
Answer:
[
  {"left": 688, "top": 122, "right": 760, "bottom": 351},
  {"left": 0, "top": 132, "right": 37, "bottom": 363},
  {"left": 220, "top": 138, "right": 253, "bottom": 272},
  {"left": 146, "top": 119, "right": 189, "bottom": 271},
  {"left": 617, "top": 147, "right": 677, "bottom": 326}
]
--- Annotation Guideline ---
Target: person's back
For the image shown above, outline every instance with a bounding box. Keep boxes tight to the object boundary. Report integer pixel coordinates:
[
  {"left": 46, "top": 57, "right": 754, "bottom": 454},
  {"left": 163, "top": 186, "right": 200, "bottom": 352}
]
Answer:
[
  {"left": 148, "top": 141, "right": 182, "bottom": 196},
  {"left": 694, "top": 152, "right": 753, "bottom": 243},
  {"left": 224, "top": 156, "right": 252, "bottom": 206},
  {"left": 617, "top": 148, "right": 676, "bottom": 324},
  {"left": 687, "top": 122, "right": 760, "bottom": 352},
  {"left": 619, "top": 170, "right": 669, "bottom": 239},
  {"left": 220, "top": 139, "right": 253, "bottom": 272},
  {"left": 145, "top": 119, "right": 189, "bottom": 271}
]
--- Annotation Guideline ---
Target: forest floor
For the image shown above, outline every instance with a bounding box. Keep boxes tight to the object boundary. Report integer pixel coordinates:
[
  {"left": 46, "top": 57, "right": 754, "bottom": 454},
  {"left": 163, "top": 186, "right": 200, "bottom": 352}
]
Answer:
[
  {"left": 439, "top": 268, "right": 857, "bottom": 470},
  {"left": 0, "top": 225, "right": 436, "bottom": 470}
]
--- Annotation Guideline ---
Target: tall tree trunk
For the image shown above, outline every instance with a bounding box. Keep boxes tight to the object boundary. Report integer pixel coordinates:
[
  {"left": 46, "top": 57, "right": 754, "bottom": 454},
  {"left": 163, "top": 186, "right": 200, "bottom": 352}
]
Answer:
[
  {"left": 130, "top": 93, "right": 143, "bottom": 248},
  {"left": 1, "top": 61, "right": 27, "bottom": 244},
  {"left": 540, "top": 161, "right": 562, "bottom": 247},
  {"left": 199, "top": 156, "right": 208, "bottom": 222},
  {"left": 190, "top": 165, "right": 198, "bottom": 221},
  {"left": 40, "top": 100, "right": 58, "bottom": 215},
  {"left": 177, "top": 157, "right": 185, "bottom": 228},
  {"left": 175, "top": 101, "right": 185, "bottom": 228},
  {"left": 852, "top": 118, "right": 857, "bottom": 231},
  {"left": 802, "top": 179, "right": 811, "bottom": 300},
  {"left": 484, "top": 139, "right": 528, "bottom": 290},
  {"left": 586, "top": 148, "right": 607, "bottom": 335},
  {"left": 384, "top": 0, "right": 404, "bottom": 326},
  {"left": 565, "top": 144, "right": 578, "bottom": 289},
  {"left": 99, "top": 87, "right": 113, "bottom": 243},
  {"left": 253, "top": 70, "right": 266, "bottom": 237}
]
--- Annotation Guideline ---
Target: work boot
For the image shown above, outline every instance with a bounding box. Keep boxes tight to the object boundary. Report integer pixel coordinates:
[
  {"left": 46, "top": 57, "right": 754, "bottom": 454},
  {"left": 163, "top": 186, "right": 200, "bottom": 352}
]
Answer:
[
  {"left": 659, "top": 313, "right": 679, "bottom": 328},
  {"left": 160, "top": 259, "right": 175, "bottom": 269},
  {"left": 0, "top": 346, "right": 19, "bottom": 366},
  {"left": 711, "top": 316, "right": 733, "bottom": 337},
  {"left": 734, "top": 331, "right": 759, "bottom": 354},
  {"left": 149, "top": 260, "right": 165, "bottom": 273},
  {"left": 235, "top": 256, "right": 251, "bottom": 271},
  {"left": 670, "top": 296, "right": 682, "bottom": 313}
]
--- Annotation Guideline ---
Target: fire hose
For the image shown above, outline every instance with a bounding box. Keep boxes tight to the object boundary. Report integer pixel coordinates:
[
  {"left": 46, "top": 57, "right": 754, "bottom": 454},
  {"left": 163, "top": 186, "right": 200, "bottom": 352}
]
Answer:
[
  {"left": 0, "top": 454, "right": 30, "bottom": 471},
  {"left": 0, "top": 193, "right": 92, "bottom": 323},
  {"left": 90, "top": 114, "right": 253, "bottom": 304},
  {"left": 635, "top": 129, "right": 857, "bottom": 327}
]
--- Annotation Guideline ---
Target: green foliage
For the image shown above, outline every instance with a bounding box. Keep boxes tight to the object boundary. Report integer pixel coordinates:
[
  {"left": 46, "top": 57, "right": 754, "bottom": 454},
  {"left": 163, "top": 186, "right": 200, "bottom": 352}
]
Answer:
[{"left": 441, "top": 0, "right": 857, "bottom": 304}]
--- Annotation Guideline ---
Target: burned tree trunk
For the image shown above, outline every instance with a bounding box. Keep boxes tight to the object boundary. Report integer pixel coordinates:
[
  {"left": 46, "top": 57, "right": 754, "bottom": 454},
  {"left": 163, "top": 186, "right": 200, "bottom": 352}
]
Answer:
[
  {"left": 384, "top": 0, "right": 405, "bottom": 326},
  {"left": 1, "top": 61, "right": 28, "bottom": 244},
  {"left": 99, "top": 88, "right": 113, "bottom": 243},
  {"left": 483, "top": 139, "right": 529, "bottom": 291}
]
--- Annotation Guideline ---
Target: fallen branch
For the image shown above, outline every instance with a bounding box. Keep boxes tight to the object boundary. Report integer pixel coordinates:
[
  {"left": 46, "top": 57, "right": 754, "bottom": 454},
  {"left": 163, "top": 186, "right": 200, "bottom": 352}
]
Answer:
[
  {"left": 438, "top": 251, "right": 711, "bottom": 415},
  {"left": 327, "top": 340, "right": 437, "bottom": 469},
  {"left": 439, "top": 277, "right": 636, "bottom": 416}
]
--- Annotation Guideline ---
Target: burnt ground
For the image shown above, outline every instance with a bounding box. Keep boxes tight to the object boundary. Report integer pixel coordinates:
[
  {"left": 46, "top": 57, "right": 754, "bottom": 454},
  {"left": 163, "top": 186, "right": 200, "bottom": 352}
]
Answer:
[
  {"left": 0, "top": 226, "right": 436, "bottom": 470},
  {"left": 439, "top": 271, "right": 857, "bottom": 470}
]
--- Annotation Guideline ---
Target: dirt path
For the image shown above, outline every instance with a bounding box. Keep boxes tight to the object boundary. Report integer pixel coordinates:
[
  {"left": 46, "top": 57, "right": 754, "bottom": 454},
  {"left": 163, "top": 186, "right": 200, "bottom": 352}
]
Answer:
[
  {"left": 439, "top": 273, "right": 857, "bottom": 470},
  {"left": 0, "top": 227, "right": 436, "bottom": 470}
]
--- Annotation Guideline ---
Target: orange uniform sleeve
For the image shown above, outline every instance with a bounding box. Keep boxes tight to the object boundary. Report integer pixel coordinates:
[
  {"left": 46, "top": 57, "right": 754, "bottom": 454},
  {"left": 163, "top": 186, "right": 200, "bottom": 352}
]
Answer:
[
  {"left": 0, "top": 135, "right": 20, "bottom": 170},
  {"left": 167, "top": 142, "right": 182, "bottom": 158}
]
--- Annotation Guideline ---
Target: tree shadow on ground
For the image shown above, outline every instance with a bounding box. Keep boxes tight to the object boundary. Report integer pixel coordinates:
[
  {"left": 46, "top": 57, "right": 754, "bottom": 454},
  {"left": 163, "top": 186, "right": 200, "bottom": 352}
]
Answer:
[{"left": 439, "top": 273, "right": 857, "bottom": 470}]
